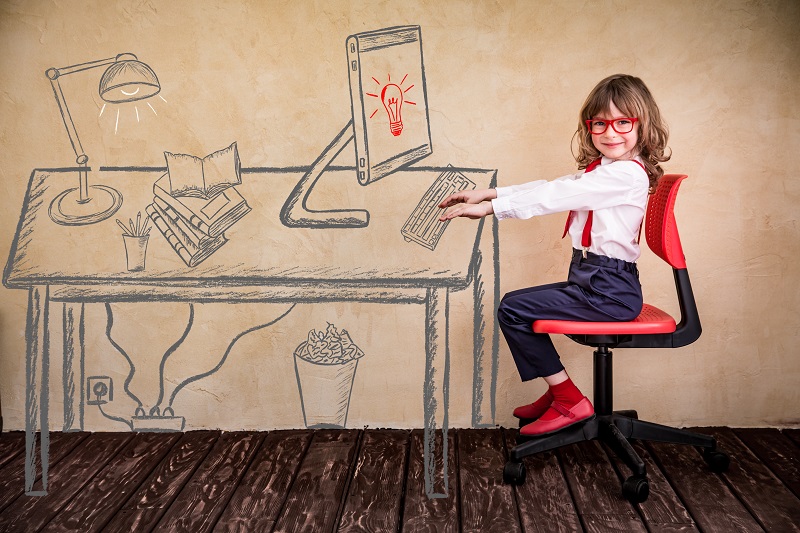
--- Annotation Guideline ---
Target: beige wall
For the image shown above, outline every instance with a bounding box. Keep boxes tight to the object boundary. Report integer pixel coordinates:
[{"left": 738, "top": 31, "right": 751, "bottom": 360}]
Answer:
[{"left": 1, "top": 0, "right": 798, "bottom": 432}]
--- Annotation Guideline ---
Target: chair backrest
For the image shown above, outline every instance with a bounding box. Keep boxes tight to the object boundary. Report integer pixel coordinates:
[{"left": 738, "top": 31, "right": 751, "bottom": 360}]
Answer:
[
  {"left": 645, "top": 174, "right": 687, "bottom": 269},
  {"left": 633, "top": 173, "right": 701, "bottom": 348}
]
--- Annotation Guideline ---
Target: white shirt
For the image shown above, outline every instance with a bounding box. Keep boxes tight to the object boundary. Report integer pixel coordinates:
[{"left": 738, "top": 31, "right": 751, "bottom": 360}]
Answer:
[{"left": 491, "top": 157, "right": 650, "bottom": 262}]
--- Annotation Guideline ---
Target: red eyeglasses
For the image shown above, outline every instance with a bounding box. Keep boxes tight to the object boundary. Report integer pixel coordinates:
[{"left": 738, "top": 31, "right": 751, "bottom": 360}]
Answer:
[{"left": 585, "top": 117, "right": 639, "bottom": 135}]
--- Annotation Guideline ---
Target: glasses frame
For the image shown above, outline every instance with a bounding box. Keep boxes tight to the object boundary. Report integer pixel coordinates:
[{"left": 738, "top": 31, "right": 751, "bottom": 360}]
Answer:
[{"left": 585, "top": 117, "right": 639, "bottom": 135}]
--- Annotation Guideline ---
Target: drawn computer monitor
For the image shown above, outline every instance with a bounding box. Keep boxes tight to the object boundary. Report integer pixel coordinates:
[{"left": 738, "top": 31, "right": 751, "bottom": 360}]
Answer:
[{"left": 280, "top": 25, "right": 432, "bottom": 228}]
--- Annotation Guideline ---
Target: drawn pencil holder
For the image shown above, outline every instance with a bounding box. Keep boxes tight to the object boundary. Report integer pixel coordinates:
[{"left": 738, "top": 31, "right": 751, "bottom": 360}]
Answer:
[{"left": 123, "top": 234, "right": 149, "bottom": 271}]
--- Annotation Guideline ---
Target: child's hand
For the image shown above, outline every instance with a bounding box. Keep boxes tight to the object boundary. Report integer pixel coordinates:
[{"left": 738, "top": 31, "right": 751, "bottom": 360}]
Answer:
[
  {"left": 438, "top": 201, "right": 494, "bottom": 221},
  {"left": 438, "top": 189, "right": 497, "bottom": 208}
]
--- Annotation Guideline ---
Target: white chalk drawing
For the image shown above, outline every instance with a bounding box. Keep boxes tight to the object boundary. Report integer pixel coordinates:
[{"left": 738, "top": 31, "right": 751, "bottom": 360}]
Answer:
[
  {"left": 2, "top": 25, "right": 500, "bottom": 500},
  {"left": 45, "top": 53, "right": 161, "bottom": 226}
]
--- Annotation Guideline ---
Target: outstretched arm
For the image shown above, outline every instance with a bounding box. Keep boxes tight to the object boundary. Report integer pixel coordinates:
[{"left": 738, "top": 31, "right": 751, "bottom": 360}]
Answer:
[{"left": 438, "top": 188, "right": 497, "bottom": 208}]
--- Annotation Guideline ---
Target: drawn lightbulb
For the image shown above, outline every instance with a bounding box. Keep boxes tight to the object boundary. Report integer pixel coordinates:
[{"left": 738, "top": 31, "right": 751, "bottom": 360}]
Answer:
[{"left": 381, "top": 83, "right": 404, "bottom": 136}]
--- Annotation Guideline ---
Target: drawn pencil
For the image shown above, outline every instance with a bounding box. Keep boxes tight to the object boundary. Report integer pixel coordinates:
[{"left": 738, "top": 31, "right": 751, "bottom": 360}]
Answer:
[{"left": 116, "top": 219, "right": 131, "bottom": 235}]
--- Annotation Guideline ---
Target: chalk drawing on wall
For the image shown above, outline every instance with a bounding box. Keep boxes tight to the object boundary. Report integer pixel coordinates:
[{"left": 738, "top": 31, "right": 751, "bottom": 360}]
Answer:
[
  {"left": 403, "top": 166, "right": 477, "bottom": 251},
  {"left": 280, "top": 26, "right": 432, "bottom": 229},
  {"left": 3, "top": 24, "right": 500, "bottom": 500},
  {"left": 90, "top": 302, "right": 298, "bottom": 433},
  {"left": 116, "top": 213, "right": 151, "bottom": 271},
  {"left": 146, "top": 142, "right": 251, "bottom": 268},
  {"left": 293, "top": 323, "right": 365, "bottom": 429},
  {"left": 45, "top": 53, "right": 163, "bottom": 227}
]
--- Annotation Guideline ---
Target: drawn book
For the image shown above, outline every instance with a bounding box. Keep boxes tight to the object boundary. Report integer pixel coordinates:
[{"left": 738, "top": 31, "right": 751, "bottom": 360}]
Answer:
[
  {"left": 163, "top": 142, "right": 242, "bottom": 199},
  {"left": 145, "top": 203, "right": 227, "bottom": 267},
  {"left": 347, "top": 26, "right": 432, "bottom": 185},
  {"left": 151, "top": 202, "right": 210, "bottom": 251},
  {"left": 153, "top": 173, "right": 251, "bottom": 238},
  {"left": 152, "top": 197, "right": 216, "bottom": 249}
]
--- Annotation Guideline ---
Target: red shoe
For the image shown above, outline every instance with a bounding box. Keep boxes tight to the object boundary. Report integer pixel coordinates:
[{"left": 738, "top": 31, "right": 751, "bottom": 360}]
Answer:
[
  {"left": 519, "top": 397, "right": 595, "bottom": 437},
  {"left": 512, "top": 392, "right": 553, "bottom": 421}
]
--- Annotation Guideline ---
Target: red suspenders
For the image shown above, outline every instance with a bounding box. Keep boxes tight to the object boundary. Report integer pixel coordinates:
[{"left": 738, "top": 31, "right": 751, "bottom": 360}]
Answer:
[{"left": 562, "top": 158, "right": 647, "bottom": 257}]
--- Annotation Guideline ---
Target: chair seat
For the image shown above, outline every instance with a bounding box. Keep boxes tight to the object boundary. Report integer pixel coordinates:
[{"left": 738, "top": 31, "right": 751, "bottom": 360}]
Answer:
[{"left": 533, "top": 304, "right": 677, "bottom": 335}]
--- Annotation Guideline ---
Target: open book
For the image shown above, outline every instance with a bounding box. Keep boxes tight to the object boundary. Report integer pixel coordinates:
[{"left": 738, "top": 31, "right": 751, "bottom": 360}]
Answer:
[{"left": 163, "top": 142, "right": 242, "bottom": 199}]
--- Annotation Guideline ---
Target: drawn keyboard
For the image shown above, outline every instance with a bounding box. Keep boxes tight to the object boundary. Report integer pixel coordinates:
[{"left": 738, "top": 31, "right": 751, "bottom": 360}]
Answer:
[{"left": 402, "top": 166, "right": 476, "bottom": 251}]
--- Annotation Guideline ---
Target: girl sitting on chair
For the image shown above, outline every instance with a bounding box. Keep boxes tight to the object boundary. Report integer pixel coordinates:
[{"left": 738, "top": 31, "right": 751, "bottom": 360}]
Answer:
[{"left": 438, "top": 74, "right": 670, "bottom": 437}]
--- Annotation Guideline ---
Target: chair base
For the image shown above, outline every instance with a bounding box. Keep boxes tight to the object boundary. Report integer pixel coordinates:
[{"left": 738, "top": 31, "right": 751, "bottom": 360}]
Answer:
[{"left": 503, "top": 412, "right": 729, "bottom": 503}]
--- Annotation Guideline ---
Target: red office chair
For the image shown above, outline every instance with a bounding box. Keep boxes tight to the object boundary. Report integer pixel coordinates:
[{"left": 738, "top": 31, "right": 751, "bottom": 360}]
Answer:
[{"left": 502, "top": 174, "right": 729, "bottom": 503}]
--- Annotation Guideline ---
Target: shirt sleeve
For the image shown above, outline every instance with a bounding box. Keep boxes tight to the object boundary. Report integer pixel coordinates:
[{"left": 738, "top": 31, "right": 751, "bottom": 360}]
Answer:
[
  {"left": 491, "top": 160, "right": 649, "bottom": 220},
  {"left": 494, "top": 172, "right": 577, "bottom": 198}
]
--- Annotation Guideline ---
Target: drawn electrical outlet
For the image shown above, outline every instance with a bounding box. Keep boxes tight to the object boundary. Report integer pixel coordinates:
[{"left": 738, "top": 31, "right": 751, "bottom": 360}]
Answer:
[{"left": 86, "top": 376, "right": 113, "bottom": 405}]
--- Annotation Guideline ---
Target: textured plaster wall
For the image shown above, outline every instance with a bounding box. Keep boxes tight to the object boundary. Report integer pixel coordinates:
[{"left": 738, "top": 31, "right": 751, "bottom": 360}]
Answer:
[{"left": 0, "top": 0, "right": 798, "bottom": 431}]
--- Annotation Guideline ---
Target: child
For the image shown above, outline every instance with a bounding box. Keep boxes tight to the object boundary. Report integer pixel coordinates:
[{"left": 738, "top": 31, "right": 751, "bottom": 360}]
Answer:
[{"left": 438, "top": 74, "right": 670, "bottom": 436}]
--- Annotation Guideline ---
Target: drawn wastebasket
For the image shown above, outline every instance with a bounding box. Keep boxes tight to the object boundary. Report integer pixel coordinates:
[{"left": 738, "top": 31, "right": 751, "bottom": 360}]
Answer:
[{"left": 294, "top": 323, "right": 364, "bottom": 429}]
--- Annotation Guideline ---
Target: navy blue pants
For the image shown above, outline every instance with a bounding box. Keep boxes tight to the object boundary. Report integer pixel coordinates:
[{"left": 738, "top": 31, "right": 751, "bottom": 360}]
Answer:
[{"left": 498, "top": 249, "right": 643, "bottom": 381}]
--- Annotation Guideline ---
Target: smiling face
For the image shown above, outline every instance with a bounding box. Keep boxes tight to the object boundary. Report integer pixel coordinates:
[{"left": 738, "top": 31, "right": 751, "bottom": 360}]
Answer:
[{"left": 590, "top": 101, "right": 639, "bottom": 161}]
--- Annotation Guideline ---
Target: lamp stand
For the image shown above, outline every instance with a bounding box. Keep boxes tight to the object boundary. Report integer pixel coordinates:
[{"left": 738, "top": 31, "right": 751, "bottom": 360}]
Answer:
[
  {"left": 45, "top": 53, "right": 158, "bottom": 226},
  {"left": 49, "top": 181, "right": 123, "bottom": 226}
]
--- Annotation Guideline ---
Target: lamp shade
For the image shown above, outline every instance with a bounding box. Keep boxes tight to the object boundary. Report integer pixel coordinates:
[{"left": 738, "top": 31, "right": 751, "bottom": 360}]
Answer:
[{"left": 99, "top": 59, "right": 160, "bottom": 103}]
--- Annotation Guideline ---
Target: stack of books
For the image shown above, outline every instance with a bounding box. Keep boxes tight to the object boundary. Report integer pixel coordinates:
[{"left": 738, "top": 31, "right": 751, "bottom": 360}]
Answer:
[{"left": 146, "top": 142, "right": 251, "bottom": 267}]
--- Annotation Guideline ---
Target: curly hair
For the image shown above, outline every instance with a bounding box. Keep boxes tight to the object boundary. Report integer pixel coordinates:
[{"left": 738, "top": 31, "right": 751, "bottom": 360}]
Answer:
[{"left": 572, "top": 74, "right": 671, "bottom": 190}]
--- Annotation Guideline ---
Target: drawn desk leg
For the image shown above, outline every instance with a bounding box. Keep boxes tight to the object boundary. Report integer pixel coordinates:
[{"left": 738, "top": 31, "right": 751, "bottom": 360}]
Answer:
[
  {"left": 470, "top": 215, "right": 500, "bottom": 428},
  {"left": 423, "top": 287, "right": 450, "bottom": 498},
  {"left": 25, "top": 285, "right": 50, "bottom": 496},
  {"left": 62, "top": 302, "right": 84, "bottom": 432}
]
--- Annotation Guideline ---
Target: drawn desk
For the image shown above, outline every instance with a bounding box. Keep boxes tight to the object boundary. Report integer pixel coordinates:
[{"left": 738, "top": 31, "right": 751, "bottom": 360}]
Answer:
[{"left": 3, "top": 166, "right": 500, "bottom": 498}]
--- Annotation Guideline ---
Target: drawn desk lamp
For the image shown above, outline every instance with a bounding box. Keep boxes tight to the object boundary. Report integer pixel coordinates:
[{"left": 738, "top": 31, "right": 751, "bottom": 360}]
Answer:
[
  {"left": 280, "top": 25, "right": 432, "bottom": 229},
  {"left": 46, "top": 53, "right": 161, "bottom": 225}
]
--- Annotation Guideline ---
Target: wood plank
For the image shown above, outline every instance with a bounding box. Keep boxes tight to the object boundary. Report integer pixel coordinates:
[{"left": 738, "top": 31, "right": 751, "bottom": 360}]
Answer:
[
  {"left": 458, "top": 428, "right": 521, "bottom": 533},
  {"left": 102, "top": 431, "right": 220, "bottom": 532},
  {"left": 604, "top": 439, "right": 698, "bottom": 532},
  {"left": 0, "top": 432, "right": 133, "bottom": 532},
  {"left": 559, "top": 440, "right": 647, "bottom": 533},
  {"left": 734, "top": 428, "right": 800, "bottom": 499},
  {"left": 401, "top": 429, "right": 458, "bottom": 533},
  {"left": 695, "top": 427, "right": 800, "bottom": 531},
  {"left": 41, "top": 432, "right": 182, "bottom": 532},
  {"left": 0, "top": 431, "right": 25, "bottom": 469},
  {"left": 213, "top": 430, "right": 312, "bottom": 532},
  {"left": 338, "top": 429, "right": 409, "bottom": 533},
  {"left": 0, "top": 432, "right": 89, "bottom": 513},
  {"left": 503, "top": 428, "right": 582, "bottom": 533},
  {"left": 647, "top": 436, "right": 763, "bottom": 533},
  {"left": 153, "top": 431, "right": 263, "bottom": 532},
  {"left": 272, "top": 429, "right": 360, "bottom": 533},
  {"left": 784, "top": 429, "right": 800, "bottom": 448}
]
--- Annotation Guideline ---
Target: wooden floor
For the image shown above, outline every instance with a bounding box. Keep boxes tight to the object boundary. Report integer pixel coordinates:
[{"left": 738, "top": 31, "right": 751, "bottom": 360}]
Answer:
[{"left": 0, "top": 427, "right": 798, "bottom": 532}]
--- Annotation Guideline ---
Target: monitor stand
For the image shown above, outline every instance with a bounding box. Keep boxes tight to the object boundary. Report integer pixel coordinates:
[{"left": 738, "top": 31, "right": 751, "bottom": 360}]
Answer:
[{"left": 280, "top": 119, "right": 370, "bottom": 228}]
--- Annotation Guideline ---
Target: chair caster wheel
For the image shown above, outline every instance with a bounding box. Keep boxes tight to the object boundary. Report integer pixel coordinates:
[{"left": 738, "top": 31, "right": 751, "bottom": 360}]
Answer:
[
  {"left": 503, "top": 461, "right": 526, "bottom": 485},
  {"left": 703, "top": 449, "right": 730, "bottom": 473},
  {"left": 622, "top": 476, "right": 649, "bottom": 503}
]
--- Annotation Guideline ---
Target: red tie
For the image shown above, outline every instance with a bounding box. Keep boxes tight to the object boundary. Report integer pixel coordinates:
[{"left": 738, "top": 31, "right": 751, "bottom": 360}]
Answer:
[{"left": 562, "top": 158, "right": 603, "bottom": 248}]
